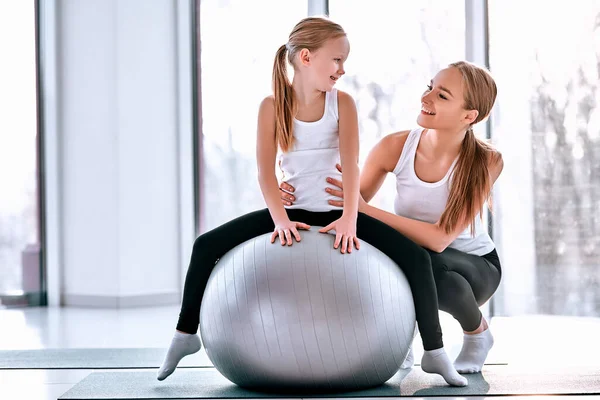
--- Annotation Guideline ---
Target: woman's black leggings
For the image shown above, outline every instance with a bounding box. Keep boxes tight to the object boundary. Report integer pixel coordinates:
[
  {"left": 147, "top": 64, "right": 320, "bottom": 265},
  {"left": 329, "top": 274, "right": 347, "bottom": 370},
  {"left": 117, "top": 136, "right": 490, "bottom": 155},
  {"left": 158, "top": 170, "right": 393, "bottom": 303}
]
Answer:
[
  {"left": 428, "top": 247, "right": 502, "bottom": 332},
  {"left": 177, "top": 208, "right": 444, "bottom": 350}
]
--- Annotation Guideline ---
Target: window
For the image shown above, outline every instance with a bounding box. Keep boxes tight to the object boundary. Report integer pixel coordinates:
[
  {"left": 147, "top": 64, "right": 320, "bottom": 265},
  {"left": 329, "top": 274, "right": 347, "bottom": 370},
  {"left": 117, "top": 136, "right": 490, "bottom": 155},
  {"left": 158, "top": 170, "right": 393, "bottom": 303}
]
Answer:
[
  {"left": 329, "top": 0, "right": 465, "bottom": 210},
  {"left": 489, "top": 0, "right": 600, "bottom": 316},
  {"left": 199, "top": 0, "right": 307, "bottom": 232},
  {"left": 0, "top": 1, "right": 42, "bottom": 305}
]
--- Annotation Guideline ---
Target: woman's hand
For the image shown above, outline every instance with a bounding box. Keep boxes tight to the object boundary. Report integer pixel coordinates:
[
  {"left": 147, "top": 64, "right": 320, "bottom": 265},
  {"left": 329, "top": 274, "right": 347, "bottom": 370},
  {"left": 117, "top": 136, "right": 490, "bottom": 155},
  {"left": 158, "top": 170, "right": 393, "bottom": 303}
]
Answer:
[
  {"left": 325, "top": 163, "right": 345, "bottom": 207},
  {"left": 318, "top": 214, "right": 360, "bottom": 254},
  {"left": 280, "top": 163, "right": 347, "bottom": 207},
  {"left": 279, "top": 182, "right": 296, "bottom": 206},
  {"left": 327, "top": 164, "right": 369, "bottom": 212},
  {"left": 271, "top": 219, "right": 311, "bottom": 246}
]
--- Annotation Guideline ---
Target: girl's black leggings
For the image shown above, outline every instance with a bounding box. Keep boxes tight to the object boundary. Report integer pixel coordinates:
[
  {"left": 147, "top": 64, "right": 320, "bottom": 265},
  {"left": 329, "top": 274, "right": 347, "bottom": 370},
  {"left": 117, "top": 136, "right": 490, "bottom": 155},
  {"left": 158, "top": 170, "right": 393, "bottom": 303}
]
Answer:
[{"left": 177, "top": 208, "right": 445, "bottom": 350}]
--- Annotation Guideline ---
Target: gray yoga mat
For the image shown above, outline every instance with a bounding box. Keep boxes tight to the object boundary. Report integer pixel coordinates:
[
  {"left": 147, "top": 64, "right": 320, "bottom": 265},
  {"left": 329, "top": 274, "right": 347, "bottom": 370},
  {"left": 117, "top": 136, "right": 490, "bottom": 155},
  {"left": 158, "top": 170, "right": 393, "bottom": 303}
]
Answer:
[
  {"left": 0, "top": 348, "right": 507, "bottom": 370},
  {"left": 59, "top": 366, "right": 600, "bottom": 399},
  {"left": 0, "top": 348, "right": 212, "bottom": 369}
]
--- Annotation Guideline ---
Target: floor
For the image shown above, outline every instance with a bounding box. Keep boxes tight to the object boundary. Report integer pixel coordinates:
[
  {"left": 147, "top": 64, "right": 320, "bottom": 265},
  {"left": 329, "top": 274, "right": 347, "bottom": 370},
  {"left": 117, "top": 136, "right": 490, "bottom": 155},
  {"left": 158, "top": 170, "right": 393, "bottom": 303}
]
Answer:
[{"left": 0, "top": 305, "right": 598, "bottom": 399}]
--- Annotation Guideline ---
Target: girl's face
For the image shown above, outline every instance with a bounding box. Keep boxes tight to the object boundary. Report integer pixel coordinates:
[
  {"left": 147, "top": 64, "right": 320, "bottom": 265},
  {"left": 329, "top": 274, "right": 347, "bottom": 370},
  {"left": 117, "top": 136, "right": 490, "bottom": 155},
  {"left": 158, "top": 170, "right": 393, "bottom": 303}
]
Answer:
[
  {"left": 298, "top": 36, "right": 349, "bottom": 92},
  {"left": 417, "top": 67, "right": 477, "bottom": 131}
]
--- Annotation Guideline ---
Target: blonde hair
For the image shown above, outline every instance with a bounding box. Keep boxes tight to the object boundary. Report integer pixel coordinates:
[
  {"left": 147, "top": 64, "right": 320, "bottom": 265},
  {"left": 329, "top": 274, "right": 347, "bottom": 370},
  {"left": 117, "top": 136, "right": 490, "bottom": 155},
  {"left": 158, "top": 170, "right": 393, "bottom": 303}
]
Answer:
[
  {"left": 439, "top": 61, "right": 500, "bottom": 235},
  {"left": 272, "top": 17, "right": 346, "bottom": 152}
]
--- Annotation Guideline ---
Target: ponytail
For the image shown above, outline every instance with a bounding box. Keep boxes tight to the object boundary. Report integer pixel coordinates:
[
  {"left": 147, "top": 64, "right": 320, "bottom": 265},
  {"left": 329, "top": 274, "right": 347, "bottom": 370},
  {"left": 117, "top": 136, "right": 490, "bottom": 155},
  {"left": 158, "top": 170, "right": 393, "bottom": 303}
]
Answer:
[
  {"left": 272, "top": 44, "right": 295, "bottom": 152},
  {"left": 439, "top": 127, "right": 497, "bottom": 235}
]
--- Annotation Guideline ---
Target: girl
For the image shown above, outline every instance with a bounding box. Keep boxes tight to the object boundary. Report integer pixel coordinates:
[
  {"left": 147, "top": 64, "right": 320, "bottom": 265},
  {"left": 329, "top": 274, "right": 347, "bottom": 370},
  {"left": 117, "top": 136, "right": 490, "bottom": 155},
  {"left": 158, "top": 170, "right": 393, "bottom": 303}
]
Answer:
[
  {"left": 281, "top": 60, "right": 503, "bottom": 375},
  {"left": 158, "top": 17, "right": 466, "bottom": 387}
]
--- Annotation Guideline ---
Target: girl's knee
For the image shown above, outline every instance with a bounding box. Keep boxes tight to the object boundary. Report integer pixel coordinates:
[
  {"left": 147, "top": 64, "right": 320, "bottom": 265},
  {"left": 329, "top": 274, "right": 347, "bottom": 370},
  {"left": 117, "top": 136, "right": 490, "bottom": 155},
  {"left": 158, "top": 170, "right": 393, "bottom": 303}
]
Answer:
[
  {"left": 412, "top": 246, "right": 432, "bottom": 267},
  {"left": 192, "top": 233, "right": 211, "bottom": 255}
]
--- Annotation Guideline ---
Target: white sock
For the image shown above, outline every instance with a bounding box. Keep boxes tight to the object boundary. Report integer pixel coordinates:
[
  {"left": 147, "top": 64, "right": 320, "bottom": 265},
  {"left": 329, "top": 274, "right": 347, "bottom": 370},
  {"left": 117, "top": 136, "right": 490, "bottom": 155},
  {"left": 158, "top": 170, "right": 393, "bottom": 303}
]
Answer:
[
  {"left": 454, "top": 328, "right": 494, "bottom": 373},
  {"left": 421, "top": 348, "right": 468, "bottom": 387},
  {"left": 400, "top": 346, "right": 414, "bottom": 369},
  {"left": 157, "top": 331, "right": 202, "bottom": 381}
]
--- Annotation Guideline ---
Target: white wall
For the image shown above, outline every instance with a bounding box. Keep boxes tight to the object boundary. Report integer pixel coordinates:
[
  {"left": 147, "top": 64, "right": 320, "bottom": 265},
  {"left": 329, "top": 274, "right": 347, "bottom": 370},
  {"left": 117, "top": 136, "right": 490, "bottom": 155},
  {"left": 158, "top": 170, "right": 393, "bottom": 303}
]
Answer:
[{"left": 41, "top": 0, "right": 195, "bottom": 307}]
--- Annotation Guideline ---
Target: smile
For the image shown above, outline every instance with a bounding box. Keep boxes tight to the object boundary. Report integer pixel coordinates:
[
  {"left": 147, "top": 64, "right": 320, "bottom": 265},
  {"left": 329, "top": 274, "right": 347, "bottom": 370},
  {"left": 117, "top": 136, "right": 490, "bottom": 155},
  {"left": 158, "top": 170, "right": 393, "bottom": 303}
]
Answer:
[{"left": 421, "top": 105, "right": 435, "bottom": 115}]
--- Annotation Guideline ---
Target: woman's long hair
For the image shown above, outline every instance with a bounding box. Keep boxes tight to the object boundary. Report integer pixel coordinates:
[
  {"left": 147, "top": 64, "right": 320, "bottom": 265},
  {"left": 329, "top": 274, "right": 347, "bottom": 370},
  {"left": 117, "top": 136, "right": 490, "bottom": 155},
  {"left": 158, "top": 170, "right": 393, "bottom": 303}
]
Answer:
[{"left": 439, "top": 61, "right": 500, "bottom": 235}]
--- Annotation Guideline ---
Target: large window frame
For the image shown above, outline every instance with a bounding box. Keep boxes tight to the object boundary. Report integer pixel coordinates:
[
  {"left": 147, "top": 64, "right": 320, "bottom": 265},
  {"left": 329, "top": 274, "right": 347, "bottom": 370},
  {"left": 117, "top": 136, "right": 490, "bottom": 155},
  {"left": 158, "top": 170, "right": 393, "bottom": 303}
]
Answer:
[{"left": 0, "top": 0, "right": 47, "bottom": 307}]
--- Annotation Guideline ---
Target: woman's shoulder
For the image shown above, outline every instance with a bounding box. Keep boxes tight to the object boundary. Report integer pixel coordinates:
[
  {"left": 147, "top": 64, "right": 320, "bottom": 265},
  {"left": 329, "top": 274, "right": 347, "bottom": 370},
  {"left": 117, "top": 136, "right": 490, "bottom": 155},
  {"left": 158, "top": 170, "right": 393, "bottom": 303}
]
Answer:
[
  {"left": 380, "top": 129, "right": 412, "bottom": 151},
  {"left": 487, "top": 148, "right": 504, "bottom": 180},
  {"left": 480, "top": 139, "right": 504, "bottom": 169},
  {"left": 368, "top": 130, "right": 413, "bottom": 172}
]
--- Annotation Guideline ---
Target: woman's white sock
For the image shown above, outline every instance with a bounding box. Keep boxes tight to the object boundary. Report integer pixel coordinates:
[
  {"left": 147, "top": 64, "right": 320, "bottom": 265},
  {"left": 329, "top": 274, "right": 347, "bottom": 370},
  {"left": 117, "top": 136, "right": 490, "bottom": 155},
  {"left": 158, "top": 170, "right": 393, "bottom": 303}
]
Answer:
[{"left": 454, "top": 328, "right": 494, "bottom": 373}]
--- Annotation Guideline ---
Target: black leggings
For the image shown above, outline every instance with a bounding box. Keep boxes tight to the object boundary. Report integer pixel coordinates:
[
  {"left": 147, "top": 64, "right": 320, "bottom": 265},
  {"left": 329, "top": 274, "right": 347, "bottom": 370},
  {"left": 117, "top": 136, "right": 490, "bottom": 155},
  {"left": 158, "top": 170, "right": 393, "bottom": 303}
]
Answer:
[
  {"left": 428, "top": 247, "right": 502, "bottom": 332},
  {"left": 177, "top": 208, "right": 444, "bottom": 350}
]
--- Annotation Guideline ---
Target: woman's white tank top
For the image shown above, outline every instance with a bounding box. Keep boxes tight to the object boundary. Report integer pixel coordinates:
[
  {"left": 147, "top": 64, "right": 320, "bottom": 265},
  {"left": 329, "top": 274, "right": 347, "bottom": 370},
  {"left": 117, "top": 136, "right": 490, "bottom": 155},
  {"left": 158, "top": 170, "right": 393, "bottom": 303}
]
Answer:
[{"left": 393, "top": 127, "right": 495, "bottom": 256}]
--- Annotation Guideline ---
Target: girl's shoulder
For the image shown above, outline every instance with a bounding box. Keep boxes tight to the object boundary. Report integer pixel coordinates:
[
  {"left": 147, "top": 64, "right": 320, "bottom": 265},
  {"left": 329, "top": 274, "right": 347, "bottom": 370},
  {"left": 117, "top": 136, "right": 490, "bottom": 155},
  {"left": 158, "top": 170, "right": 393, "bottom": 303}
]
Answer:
[
  {"left": 259, "top": 95, "right": 275, "bottom": 110},
  {"left": 335, "top": 89, "right": 356, "bottom": 111},
  {"left": 258, "top": 95, "right": 276, "bottom": 120}
]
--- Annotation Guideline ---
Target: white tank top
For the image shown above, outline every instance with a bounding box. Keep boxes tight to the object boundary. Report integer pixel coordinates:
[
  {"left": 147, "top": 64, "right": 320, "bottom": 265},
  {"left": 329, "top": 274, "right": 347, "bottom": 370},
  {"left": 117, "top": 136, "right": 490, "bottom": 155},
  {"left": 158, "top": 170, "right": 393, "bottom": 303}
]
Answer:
[
  {"left": 393, "top": 127, "right": 495, "bottom": 256},
  {"left": 278, "top": 89, "right": 342, "bottom": 212}
]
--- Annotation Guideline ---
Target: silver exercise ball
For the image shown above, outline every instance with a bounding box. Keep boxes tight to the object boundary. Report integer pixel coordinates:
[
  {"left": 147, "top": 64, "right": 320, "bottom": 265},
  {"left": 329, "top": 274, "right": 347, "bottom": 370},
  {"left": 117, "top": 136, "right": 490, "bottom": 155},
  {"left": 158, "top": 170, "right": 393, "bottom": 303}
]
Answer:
[{"left": 199, "top": 228, "right": 416, "bottom": 392}]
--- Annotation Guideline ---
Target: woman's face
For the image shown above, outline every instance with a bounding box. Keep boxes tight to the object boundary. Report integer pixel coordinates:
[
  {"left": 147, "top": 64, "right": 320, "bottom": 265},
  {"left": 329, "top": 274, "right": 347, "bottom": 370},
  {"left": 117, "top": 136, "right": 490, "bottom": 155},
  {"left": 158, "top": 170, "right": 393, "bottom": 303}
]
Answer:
[{"left": 417, "top": 67, "right": 476, "bottom": 131}]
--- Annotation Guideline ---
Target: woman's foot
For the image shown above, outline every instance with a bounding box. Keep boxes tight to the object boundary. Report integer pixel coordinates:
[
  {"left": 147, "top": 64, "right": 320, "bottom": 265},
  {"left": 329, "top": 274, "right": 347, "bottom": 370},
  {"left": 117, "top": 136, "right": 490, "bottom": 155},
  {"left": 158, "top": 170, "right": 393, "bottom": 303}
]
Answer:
[
  {"left": 421, "top": 348, "right": 468, "bottom": 387},
  {"left": 157, "top": 331, "right": 202, "bottom": 381},
  {"left": 454, "top": 321, "right": 494, "bottom": 374}
]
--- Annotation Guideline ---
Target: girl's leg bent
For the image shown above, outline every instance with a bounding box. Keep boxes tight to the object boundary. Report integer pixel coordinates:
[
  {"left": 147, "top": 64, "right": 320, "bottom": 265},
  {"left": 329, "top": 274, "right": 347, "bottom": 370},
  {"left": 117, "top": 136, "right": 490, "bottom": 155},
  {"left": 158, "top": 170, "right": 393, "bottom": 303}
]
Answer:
[
  {"left": 355, "top": 213, "right": 441, "bottom": 350},
  {"left": 177, "top": 208, "right": 344, "bottom": 334},
  {"left": 355, "top": 213, "right": 467, "bottom": 386},
  {"left": 160, "top": 208, "right": 276, "bottom": 380}
]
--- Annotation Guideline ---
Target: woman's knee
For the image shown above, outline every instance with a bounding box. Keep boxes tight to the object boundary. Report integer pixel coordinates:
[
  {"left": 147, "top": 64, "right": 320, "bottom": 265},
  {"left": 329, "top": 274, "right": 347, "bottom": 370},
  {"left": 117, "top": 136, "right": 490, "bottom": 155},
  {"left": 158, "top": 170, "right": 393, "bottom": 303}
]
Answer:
[
  {"left": 435, "top": 269, "right": 481, "bottom": 329},
  {"left": 481, "top": 265, "right": 502, "bottom": 302},
  {"left": 435, "top": 268, "right": 475, "bottom": 310}
]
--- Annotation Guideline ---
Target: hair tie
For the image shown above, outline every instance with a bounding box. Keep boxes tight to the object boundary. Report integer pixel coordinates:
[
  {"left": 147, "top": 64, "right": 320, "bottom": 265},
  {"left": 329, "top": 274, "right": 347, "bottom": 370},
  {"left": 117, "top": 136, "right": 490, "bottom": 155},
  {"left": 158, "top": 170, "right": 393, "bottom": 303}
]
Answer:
[{"left": 285, "top": 43, "right": 291, "bottom": 52}]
